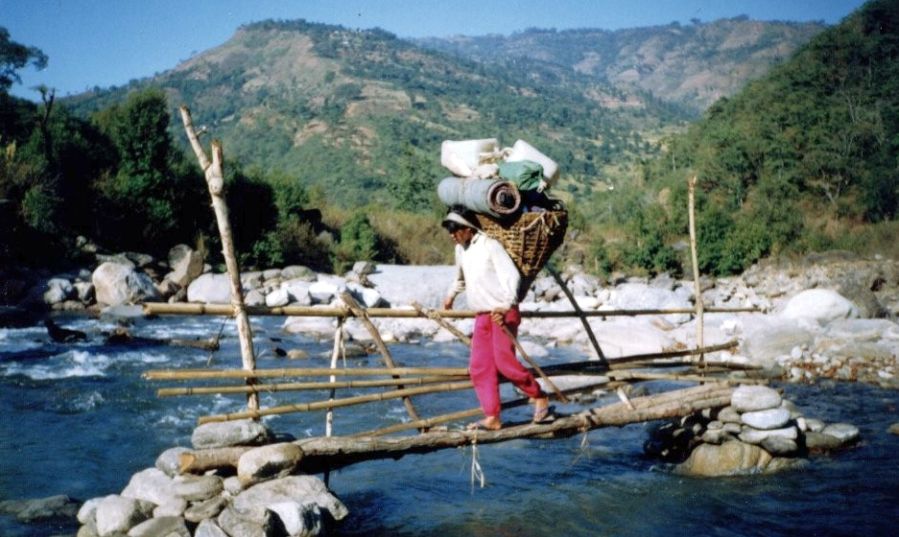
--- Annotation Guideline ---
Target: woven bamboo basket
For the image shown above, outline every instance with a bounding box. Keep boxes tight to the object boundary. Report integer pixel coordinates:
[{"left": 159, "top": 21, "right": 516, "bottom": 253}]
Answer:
[{"left": 473, "top": 208, "right": 568, "bottom": 287}]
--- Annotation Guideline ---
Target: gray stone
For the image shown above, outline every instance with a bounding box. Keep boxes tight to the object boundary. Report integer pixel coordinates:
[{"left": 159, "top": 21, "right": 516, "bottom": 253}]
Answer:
[
  {"left": 674, "top": 441, "right": 773, "bottom": 477},
  {"left": 347, "top": 282, "right": 384, "bottom": 308},
  {"left": 155, "top": 447, "right": 191, "bottom": 477},
  {"left": 781, "top": 288, "right": 859, "bottom": 323},
  {"left": 195, "top": 518, "right": 230, "bottom": 537},
  {"left": 187, "top": 273, "right": 231, "bottom": 304},
  {"left": 95, "top": 495, "right": 149, "bottom": 537},
  {"left": 741, "top": 318, "right": 814, "bottom": 366},
  {"left": 722, "top": 422, "right": 742, "bottom": 435},
  {"left": 0, "top": 494, "right": 80, "bottom": 522},
  {"left": 172, "top": 474, "right": 223, "bottom": 502},
  {"left": 701, "top": 429, "right": 728, "bottom": 445},
  {"left": 223, "top": 476, "right": 244, "bottom": 496},
  {"left": 717, "top": 406, "right": 742, "bottom": 423},
  {"left": 760, "top": 435, "right": 799, "bottom": 455},
  {"left": 822, "top": 423, "right": 860, "bottom": 444},
  {"left": 92, "top": 262, "right": 160, "bottom": 306},
  {"left": 308, "top": 279, "right": 345, "bottom": 304},
  {"left": 152, "top": 498, "right": 187, "bottom": 517},
  {"left": 805, "top": 418, "right": 826, "bottom": 432},
  {"left": 731, "top": 385, "right": 782, "bottom": 413},
  {"left": 889, "top": 423, "right": 899, "bottom": 436},
  {"left": 77, "top": 521, "right": 100, "bottom": 537},
  {"left": 805, "top": 431, "right": 845, "bottom": 451},
  {"left": 184, "top": 496, "right": 227, "bottom": 524},
  {"left": 218, "top": 506, "right": 270, "bottom": 537},
  {"left": 78, "top": 497, "right": 102, "bottom": 525},
  {"left": 232, "top": 475, "right": 348, "bottom": 523},
  {"left": 238, "top": 443, "right": 303, "bottom": 486},
  {"left": 268, "top": 501, "right": 322, "bottom": 537},
  {"left": 282, "top": 266, "right": 316, "bottom": 281},
  {"left": 121, "top": 468, "right": 175, "bottom": 506},
  {"left": 265, "top": 287, "right": 291, "bottom": 307},
  {"left": 126, "top": 516, "right": 190, "bottom": 537},
  {"left": 44, "top": 278, "right": 75, "bottom": 304},
  {"left": 739, "top": 425, "right": 798, "bottom": 445},
  {"left": 741, "top": 408, "right": 791, "bottom": 430},
  {"left": 191, "top": 419, "right": 272, "bottom": 449},
  {"left": 167, "top": 245, "right": 204, "bottom": 287},
  {"left": 282, "top": 280, "right": 313, "bottom": 305}
]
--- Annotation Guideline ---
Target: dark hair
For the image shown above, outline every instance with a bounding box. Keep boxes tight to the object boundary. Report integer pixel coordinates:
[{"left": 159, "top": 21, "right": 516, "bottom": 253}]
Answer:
[
  {"left": 441, "top": 205, "right": 477, "bottom": 233},
  {"left": 442, "top": 220, "right": 465, "bottom": 233}
]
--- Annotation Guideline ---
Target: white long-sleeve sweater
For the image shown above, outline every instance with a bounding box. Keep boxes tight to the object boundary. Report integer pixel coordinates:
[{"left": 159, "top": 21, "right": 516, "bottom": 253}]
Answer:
[{"left": 445, "top": 232, "right": 521, "bottom": 311}]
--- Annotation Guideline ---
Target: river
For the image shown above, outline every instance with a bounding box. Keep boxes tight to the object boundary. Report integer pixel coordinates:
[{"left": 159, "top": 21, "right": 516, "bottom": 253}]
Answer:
[{"left": 1, "top": 314, "right": 897, "bottom": 536}]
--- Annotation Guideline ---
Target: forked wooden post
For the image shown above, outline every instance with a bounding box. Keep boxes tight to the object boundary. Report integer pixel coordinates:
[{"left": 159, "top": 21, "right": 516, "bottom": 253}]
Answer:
[
  {"left": 179, "top": 105, "right": 259, "bottom": 411},
  {"left": 688, "top": 175, "right": 705, "bottom": 369}
]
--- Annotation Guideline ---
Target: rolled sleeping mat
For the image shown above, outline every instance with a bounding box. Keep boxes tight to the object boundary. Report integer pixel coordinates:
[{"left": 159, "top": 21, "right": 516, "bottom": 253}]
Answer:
[{"left": 437, "top": 177, "right": 521, "bottom": 217}]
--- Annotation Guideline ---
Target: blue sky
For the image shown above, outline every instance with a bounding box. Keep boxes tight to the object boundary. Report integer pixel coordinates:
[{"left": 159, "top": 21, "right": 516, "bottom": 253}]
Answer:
[{"left": 2, "top": 0, "right": 868, "bottom": 101}]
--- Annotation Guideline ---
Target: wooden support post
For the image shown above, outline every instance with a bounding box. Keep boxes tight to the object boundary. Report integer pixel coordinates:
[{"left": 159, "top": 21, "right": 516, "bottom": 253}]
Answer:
[
  {"left": 688, "top": 175, "right": 705, "bottom": 369},
  {"left": 179, "top": 105, "right": 258, "bottom": 411},
  {"left": 339, "top": 292, "right": 425, "bottom": 430},
  {"left": 548, "top": 268, "right": 608, "bottom": 364}
]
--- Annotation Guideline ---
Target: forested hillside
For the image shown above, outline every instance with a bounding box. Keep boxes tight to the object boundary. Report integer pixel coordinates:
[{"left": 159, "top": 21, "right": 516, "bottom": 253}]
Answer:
[
  {"left": 64, "top": 20, "right": 685, "bottom": 207},
  {"left": 581, "top": 0, "right": 898, "bottom": 276},
  {"left": 416, "top": 17, "right": 825, "bottom": 114}
]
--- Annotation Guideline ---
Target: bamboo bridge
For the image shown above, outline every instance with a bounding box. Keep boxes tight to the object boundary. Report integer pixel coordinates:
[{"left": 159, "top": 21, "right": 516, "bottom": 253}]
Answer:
[{"left": 142, "top": 107, "right": 762, "bottom": 474}]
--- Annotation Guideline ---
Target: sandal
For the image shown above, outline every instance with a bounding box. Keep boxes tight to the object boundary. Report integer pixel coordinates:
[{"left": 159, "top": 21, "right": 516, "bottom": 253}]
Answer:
[
  {"left": 532, "top": 404, "right": 556, "bottom": 424},
  {"left": 467, "top": 419, "right": 501, "bottom": 431}
]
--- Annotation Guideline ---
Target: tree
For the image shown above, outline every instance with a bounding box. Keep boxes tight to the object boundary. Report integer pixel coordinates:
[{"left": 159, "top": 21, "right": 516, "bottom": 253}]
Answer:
[{"left": 0, "top": 26, "right": 47, "bottom": 92}]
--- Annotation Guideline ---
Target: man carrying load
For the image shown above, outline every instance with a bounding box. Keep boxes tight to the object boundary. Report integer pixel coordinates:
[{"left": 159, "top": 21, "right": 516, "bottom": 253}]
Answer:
[{"left": 441, "top": 207, "right": 552, "bottom": 430}]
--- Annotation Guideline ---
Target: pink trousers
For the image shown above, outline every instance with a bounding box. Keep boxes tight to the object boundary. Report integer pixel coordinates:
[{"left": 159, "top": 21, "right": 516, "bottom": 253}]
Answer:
[{"left": 470, "top": 307, "right": 544, "bottom": 418}]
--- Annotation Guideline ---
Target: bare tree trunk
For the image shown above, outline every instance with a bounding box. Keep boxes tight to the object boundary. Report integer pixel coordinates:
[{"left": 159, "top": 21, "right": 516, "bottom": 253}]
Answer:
[
  {"left": 688, "top": 176, "right": 705, "bottom": 368},
  {"left": 179, "top": 106, "right": 258, "bottom": 411}
]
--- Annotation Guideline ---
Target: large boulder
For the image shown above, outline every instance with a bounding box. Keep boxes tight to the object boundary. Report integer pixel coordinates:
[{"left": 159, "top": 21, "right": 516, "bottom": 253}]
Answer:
[
  {"left": 121, "top": 468, "right": 176, "bottom": 506},
  {"left": 780, "top": 289, "right": 860, "bottom": 323},
  {"left": 94, "top": 495, "right": 151, "bottom": 537},
  {"left": 92, "top": 262, "right": 160, "bottom": 306},
  {"left": 191, "top": 419, "right": 273, "bottom": 449},
  {"left": 166, "top": 244, "right": 205, "bottom": 287},
  {"left": 238, "top": 443, "right": 304, "bottom": 487},
  {"left": 187, "top": 274, "right": 232, "bottom": 304},
  {"left": 366, "top": 265, "right": 458, "bottom": 309},
  {"left": 231, "top": 475, "right": 348, "bottom": 524},
  {"left": 674, "top": 441, "right": 798, "bottom": 476}
]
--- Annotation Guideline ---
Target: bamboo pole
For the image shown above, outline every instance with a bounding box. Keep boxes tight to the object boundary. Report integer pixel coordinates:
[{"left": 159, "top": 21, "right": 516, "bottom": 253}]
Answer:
[
  {"left": 325, "top": 319, "right": 344, "bottom": 438},
  {"left": 143, "top": 340, "right": 743, "bottom": 382},
  {"left": 144, "top": 366, "right": 469, "bottom": 381},
  {"left": 179, "top": 106, "right": 258, "bottom": 411},
  {"left": 142, "top": 302, "right": 761, "bottom": 318},
  {"left": 500, "top": 324, "right": 569, "bottom": 403},
  {"left": 548, "top": 267, "right": 608, "bottom": 364},
  {"left": 197, "top": 380, "right": 474, "bottom": 424},
  {"left": 339, "top": 292, "right": 424, "bottom": 429},
  {"left": 687, "top": 175, "right": 705, "bottom": 368},
  {"left": 156, "top": 376, "right": 470, "bottom": 397},
  {"left": 411, "top": 301, "right": 470, "bottom": 345}
]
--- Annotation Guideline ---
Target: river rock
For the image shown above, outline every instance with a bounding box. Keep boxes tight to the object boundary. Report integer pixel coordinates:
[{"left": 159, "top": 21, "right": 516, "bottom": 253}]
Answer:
[
  {"left": 0, "top": 494, "right": 80, "bottom": 522},
  {"left": 218, "top": 505, "right": 275, "bottom": 537},
  {"left": 121, "top": 467, "right": 176, "bottom": 506},
  {"left": 283, "top": 315, "right": 337, "bottom": 338},
  {"left": 890, "top": 423, "right": 899, "bottom": 435},
  {"left": 152, "top": 497, "right": 187, "bottom": 517},
  {"left": 674, "top": 441, "right": 773, "bottom": 477},
  {"left": 155, "top": 446, "right": 191, "bottom": 477},
  {"left": 191, "top": 419, "right": 273, "bottom": 449},
  {"left": 173, "top": 474, "right": 223, "bottom": 502},
  {"left": 78, "top": 497, "right": 102, "bottom": 525},
  {"left": 282, "top": 280, "right": 313, "bottom": 305},
  {"left": 238, "top": 443, "right": 304, "bottom": 486},
  {"left": 95, "top": 495, "right": 150, "bottom": 537},
  {"left": 739, "top": 425, "right": 798, "bottom": 445},
  {"left": 760, "top": 435, "right": 799, "bottom": 455},
  {"left": 805, "top": 431, "right": 846, "bottom": 451},
  {"left": 268, "top": 501, "right": 322, "bottom": 537},
  {"left": 716, "top": 406, "right": 742, "bottom": 423},
  {"left": 731, "top": 385, "right": 782, "bottom": 412},
  {"left": 366, "top": 265, "right": 458, "bottom": 308},
  {"left": 167, "top": 244, "right": 204, "bottom": 287},
  {"left": 187, "top": 273, "right": 231, "bottom": 304},
  {"left": 43, "top": 278, "right": 75, "bottom": 304},
  {"left": 231, "top": 475, "right": 348, "bottom": 524},
  {"left": 781, "top": 289, "right": 860, "bottom": 323},
  {"left": 266, "top": 287, "right": 291, "bottom": 307},
  {"left": 308, "top": 278, "right": 346, "bottom": 304},
  {"left": 741, "top": 407, "right": 791, "bottom": 430},
  {"left": 195, "top": 518, "right": 230, "bottom": 537},
  {"left": 347, "top": 281, "right": 384, "bottom": 308},
  {"left": 184, "top": 496, "right": 228, "bottom": 523},
  {"left": 605, "top": 282, "right": 692, "bottom": 324},
  {"left": 740, "top": 317, "right": 815, "bottom": 366},
  {"left": 92, "top": 261, "right": 160, "bottom": 306},
  {"left": 127, "top": 515, "right": 190, "bottom": 537},
  {"left": 822, "top": 423, "right": 859, "bottom": 444}
]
